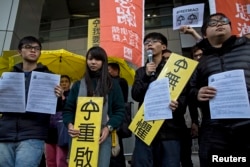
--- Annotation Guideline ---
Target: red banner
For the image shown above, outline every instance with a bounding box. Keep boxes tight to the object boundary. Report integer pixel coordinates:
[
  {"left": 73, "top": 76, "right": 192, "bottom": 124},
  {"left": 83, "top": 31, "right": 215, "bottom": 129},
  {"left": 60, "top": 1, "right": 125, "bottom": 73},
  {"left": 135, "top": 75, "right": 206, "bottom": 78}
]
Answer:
[
  {"left": 100, "top": 0, "right": 144, "bottom": 67},
  {"left": 209, "top": 0, "right": 250, "bottom": 36}
]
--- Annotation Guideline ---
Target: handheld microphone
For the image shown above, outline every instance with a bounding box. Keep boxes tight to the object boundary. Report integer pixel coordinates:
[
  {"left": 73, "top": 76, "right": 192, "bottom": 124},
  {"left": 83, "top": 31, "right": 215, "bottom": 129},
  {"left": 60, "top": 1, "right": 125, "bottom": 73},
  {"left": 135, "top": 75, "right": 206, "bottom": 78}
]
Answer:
[
  {"left": 146, "top": 50, "right": 155, "bottom": 76},
  {"left": 147, "top": 50, "right": 153, "bottom": 63}
]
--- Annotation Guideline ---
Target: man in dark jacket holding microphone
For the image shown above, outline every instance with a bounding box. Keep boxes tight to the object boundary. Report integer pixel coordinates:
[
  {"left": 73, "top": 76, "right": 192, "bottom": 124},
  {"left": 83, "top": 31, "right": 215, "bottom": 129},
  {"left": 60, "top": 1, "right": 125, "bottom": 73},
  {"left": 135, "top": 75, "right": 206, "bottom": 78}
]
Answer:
[{"left": 131, "top": 32, "right": 186, "bottom": 167}]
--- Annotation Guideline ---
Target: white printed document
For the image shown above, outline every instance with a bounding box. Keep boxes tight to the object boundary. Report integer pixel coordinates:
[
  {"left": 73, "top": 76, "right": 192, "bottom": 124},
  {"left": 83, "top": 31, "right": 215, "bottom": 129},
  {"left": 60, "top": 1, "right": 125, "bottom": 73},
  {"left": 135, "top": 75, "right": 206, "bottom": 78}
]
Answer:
[
  {"left": 209, "top": 70, "right": 250, "bottom": 119},
  {"left": 144, "top": 78, "right": 172, "bottom": 121},
  {"left": 26, "top": 71, "right": 60, "bottom": 114},
  {"left": 0, "top": 72, "right": 26, "bottom": 112},
  {"left": 0, "top": 71, "right": 60, "bottom": 114}
]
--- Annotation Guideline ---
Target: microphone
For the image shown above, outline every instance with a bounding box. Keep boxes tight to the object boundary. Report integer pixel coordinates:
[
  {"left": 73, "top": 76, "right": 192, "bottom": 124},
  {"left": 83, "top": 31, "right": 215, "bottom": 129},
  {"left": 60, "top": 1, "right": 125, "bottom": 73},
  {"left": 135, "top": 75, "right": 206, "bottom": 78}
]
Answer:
[
  {"left": 146, "top": 50, "right": 155, "bottom": 76},
  {"left": 147, "top": 49, "right": 153, "bottom": 63}
]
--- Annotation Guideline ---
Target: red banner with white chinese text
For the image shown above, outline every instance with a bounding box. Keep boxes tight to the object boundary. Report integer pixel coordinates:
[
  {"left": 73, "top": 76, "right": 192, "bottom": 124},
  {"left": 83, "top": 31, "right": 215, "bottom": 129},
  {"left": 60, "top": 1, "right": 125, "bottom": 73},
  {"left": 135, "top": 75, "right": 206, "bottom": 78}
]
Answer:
[
  {"left": 100, "top": 0, "right": 144, "bottom": 67},
  {"left": 209, "top": 0, "right": 250, "bottom": 36}
]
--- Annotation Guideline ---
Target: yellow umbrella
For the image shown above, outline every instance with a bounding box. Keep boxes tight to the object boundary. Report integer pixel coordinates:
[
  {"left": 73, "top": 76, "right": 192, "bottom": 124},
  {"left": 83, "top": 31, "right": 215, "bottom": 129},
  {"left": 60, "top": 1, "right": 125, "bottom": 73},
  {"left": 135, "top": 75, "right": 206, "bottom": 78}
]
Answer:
[
  {"left": 39, "top": 49, "right": 86, "bottom": 81},
  {"left": 8, "top": 54, "right": 22, "bottom": 68},
  {"left": 2, "top": 50, "right": 18, "bottom": 58},
  {"left": 2, "top": 49, "right": 86, "bottom": 81},
  {"left": 0, "top": 50, "right": 19, "bottom": 75},
  {"left": 0, "top": 56, "right": 10, "bottom": 75},
  {"left": 108, "top": 57, "right": 135, "bottom": 85}
]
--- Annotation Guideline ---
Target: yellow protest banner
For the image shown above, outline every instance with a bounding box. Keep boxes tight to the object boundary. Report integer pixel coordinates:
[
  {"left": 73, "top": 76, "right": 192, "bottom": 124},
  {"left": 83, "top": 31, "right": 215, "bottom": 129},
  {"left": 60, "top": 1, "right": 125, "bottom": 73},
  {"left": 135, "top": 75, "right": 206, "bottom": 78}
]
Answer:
[
  {"left": 129, "top": 53, "right": 198, "bottom": 145},
  {"left": 69, "top": 97, "right": 103, "bottom": 167},
  {"left": 87, "top": 18, "right": 100, "bottom": 50}
]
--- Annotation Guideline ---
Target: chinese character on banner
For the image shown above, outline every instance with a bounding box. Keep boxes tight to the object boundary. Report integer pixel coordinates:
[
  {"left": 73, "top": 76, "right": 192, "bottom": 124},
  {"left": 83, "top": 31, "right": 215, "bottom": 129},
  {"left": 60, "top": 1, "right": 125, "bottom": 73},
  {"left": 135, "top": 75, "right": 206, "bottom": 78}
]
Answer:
[
  {"left": 209, "top": 0, "right": 250, "bottom": 36},
  {"left": 100, "top": 0, "right": 144, "bottom": 68},
  {"left": 69, "top": 97, "right": 103, "bottom": 167},
  {"left": 87, "top": 18, "right": 100, "bottom": 49}
]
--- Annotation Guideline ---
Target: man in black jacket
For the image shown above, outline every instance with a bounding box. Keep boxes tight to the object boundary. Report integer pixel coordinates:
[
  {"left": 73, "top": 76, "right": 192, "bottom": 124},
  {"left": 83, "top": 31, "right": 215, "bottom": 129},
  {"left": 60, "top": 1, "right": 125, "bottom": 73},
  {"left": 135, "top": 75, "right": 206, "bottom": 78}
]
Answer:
[
  {"left": 0, "top": 36, "right": 63, "bottom": 167},
  {"left": 108, "top": 63, "right": 128, "bottom": 103},
  {"left": 108, "top": 62, "right": 129, "bottom": 167},
  {"left": 189, "top": 13, "right": 250, "bottom": 167},
  {"left": 131, "top": 32, "right": 186, "bottom": 167}
]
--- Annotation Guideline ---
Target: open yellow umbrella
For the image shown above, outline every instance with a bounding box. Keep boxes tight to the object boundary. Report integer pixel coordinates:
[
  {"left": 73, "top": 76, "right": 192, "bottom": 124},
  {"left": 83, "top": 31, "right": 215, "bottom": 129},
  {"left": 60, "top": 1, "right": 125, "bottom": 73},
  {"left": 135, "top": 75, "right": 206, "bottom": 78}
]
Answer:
[
  {"left": 0, "top": 50, "right": 19, "bottom": 75},
  {"left": 108, "top": 57, "right": 135, "bottom": 85},
  {"left": 1, "top": 50, "right": 135, "bottom": 84},
  {"left": 1, "top": 50, "right": 18, "bottom": 58},
  {"left": 8, "top": 54, "right": 22, "bottom": 68},
  {"left": 0, "top": 56, "right": 10, "bottom": 75},
  {"left": 39, "top": 49, "right": 86, "bottom": 81},
  {"left": 1, "top": 49, "right": 86, "bottom": 81}
]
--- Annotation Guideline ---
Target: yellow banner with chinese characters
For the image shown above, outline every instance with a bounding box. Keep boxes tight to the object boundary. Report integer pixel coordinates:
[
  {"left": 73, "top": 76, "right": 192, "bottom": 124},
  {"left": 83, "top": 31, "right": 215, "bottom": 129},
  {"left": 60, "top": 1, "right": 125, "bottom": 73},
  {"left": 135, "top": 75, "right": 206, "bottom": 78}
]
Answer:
[
  {"left": 129, "top": 53, "right": 198, "bottom": 145},
  {"left": 87, "top": 18, "right": 100, "bottom": 50},
  {"left": 69, "top": 97, "right": 103, "bottom": 167}
]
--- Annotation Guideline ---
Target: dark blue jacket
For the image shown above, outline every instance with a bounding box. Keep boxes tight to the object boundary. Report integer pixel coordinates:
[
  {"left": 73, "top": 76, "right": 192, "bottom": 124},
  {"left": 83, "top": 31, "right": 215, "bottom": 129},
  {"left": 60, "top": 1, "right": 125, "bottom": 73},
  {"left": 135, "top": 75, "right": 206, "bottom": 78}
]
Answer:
[{"left": 0, "top": 63, "right": 58, "bottom": 141}]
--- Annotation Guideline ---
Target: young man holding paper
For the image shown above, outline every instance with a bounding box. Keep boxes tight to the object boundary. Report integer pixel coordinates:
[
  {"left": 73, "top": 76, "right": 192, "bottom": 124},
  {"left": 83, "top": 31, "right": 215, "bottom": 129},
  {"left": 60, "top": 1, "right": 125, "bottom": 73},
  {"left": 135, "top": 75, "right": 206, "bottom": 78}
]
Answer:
[
  {"left": 0, "top": 36, "right": 63, "bottom": 167},
  {"left": 189, "top": 13, "right": 250, "bottom": 167},
  {"left": 131, "top": 32, "right": 187, "bottom": 167}
]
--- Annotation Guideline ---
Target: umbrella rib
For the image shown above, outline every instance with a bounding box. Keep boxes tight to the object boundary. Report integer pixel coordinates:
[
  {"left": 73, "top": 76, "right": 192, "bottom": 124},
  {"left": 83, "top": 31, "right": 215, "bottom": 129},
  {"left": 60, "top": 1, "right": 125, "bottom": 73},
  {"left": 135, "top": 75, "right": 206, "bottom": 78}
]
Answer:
[{"left": 40, "top": 58, "right": 59, "bottom": 66}]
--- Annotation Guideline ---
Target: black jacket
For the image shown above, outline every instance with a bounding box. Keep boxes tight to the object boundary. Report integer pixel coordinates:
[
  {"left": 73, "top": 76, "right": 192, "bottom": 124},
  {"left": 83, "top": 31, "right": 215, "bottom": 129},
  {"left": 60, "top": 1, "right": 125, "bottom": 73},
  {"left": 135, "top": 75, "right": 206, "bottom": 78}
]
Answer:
[
  {"left": 132, "top": 57, "right": 186, "bottom": 140},
  {"left": 0, "top": 63, "right": 59, "bottom": 141},
  {"left": 189, "top": 36, "right": 250, "bottom": 127},
  {"left": 113, "top": 76, "right": 128, "bottom": 102}
]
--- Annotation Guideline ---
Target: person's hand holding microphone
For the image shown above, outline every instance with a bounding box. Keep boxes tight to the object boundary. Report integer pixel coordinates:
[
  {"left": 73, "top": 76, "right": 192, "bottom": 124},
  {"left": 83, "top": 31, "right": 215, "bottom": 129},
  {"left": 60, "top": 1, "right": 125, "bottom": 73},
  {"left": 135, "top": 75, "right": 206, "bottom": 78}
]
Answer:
[{"left": 146, "top": 50, "right": 156, "bottom": 76}]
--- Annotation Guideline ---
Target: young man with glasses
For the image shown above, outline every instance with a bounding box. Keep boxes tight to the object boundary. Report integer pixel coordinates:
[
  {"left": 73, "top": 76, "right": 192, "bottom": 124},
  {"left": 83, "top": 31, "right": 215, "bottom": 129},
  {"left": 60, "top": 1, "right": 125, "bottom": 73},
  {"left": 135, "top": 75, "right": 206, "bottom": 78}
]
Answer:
[
  {"left": 189, "top": 13, "right": 250, "bottom": 167},
  {"left": 0, "top": 36, "right": 64, "bottom": 167},
  {"left": 131, "top": 32, "right": 187, "bottom": 167}
]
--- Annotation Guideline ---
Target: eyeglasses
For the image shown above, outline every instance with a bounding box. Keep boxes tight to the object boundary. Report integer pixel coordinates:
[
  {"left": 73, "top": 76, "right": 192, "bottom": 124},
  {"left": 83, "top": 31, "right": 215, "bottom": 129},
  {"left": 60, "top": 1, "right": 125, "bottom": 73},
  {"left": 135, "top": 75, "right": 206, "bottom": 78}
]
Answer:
[
  {"left": 208, "top": 18, "right": 230, "bottom": 27},
  {"left": 22, "top": 45, "right": 41, "bottom": 51},
  {"left": 144, "top": 39, "right": 162, "bottom": 45}
]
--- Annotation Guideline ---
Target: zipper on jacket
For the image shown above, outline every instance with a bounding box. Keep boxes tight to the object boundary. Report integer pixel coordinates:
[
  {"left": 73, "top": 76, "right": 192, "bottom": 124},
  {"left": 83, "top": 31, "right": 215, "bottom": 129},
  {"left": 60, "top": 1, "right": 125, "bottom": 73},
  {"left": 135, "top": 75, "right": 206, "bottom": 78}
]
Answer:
[{"left": 219, "top": 55, "right": 225, "bottom": 71}]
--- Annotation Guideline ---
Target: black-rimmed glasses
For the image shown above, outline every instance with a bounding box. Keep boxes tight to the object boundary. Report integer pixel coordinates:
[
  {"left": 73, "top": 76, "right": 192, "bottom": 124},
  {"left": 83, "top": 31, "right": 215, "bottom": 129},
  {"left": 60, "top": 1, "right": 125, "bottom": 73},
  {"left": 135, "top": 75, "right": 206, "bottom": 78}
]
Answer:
[
  {"left": 208, "top": 18, "right": 230, "bottom": 27},
  {"left": 22, "top": 45, "right": 41, "bottom": 51},
  {"left": 144, "top": 39, "right": 162, "bottom": 46}
]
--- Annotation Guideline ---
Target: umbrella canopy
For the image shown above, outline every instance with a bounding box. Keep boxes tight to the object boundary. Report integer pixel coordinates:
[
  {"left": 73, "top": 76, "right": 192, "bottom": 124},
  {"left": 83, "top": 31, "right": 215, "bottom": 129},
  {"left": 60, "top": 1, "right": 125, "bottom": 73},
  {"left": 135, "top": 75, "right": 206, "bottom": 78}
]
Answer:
[
  {"left": 39, "top": 49, "right": 86, "bottom": 81},
  {"left": 1, "top": 49, "right": 86, "bottom": 81},
  {"left": 1, "top": 50, "right": 18, "bottom": 58},
  {"left": 0, "top": 50, "right": 19, "bottom": 75},
  {"left": 1, "top": 50, "right": 135, "bottom": 84},
  {"left": 0, "top": 56, "right": 9, "bottom": 75},
  {"left": 108, "top": 57, "right": 135, "bottom": 85},
  {"left": 8, "top": 54, "right": 22, "bottom": 68}
]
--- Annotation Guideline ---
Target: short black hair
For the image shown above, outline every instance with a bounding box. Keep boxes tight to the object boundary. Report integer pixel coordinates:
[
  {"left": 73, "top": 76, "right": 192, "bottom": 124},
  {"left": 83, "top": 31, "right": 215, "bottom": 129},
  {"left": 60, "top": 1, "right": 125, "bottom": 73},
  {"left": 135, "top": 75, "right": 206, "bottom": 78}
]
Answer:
[
  {"left": 108, "top": 62, "right": 120, "bottom": 73},
  {"left": 190, "top": 45, "right": 201, "bottom": 58},
  {"left": 144, "top": 32, "right": 168, "bottom": 46},
  {"left": 18, "top": 36, "right": 42, "bottom": 50},
  {"left": 201, "top": 13, "right": 232, "bottom": 36},
  {"left": 61, "top": 75, "right": 71, "bottom": 82}
]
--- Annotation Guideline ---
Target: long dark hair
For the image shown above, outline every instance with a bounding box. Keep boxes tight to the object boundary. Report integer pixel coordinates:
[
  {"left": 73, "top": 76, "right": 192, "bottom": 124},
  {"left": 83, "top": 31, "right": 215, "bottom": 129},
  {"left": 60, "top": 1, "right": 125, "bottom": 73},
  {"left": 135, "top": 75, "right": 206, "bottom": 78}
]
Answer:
[{"left": 85, "top": 46, "right": 112, "bottom": 99}]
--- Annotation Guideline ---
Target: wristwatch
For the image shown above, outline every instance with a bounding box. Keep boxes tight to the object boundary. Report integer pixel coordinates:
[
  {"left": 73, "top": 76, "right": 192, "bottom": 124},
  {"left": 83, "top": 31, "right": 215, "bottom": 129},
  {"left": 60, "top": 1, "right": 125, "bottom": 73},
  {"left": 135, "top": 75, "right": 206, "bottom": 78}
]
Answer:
[{"left": 106, "top": 125, "right": 113, "bottom": 132}]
